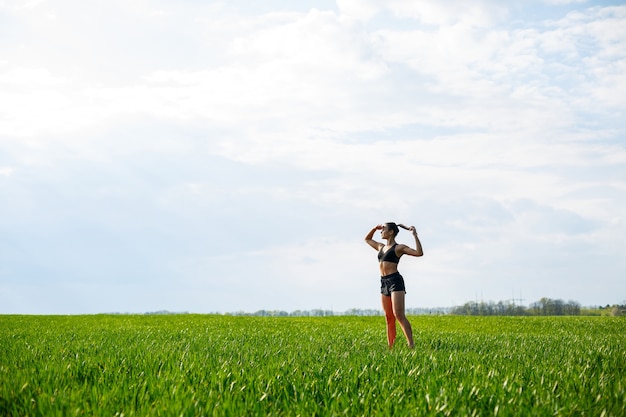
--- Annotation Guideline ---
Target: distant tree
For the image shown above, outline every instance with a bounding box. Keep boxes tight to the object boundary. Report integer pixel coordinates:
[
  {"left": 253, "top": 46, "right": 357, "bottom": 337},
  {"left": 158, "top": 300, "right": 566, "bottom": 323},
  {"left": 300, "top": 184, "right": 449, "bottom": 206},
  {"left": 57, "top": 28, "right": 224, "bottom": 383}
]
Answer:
[
  {"left": 528, "top": 298, "right": 582, "bottom": 316},
  {"left": 530, "top": 297, "right": 554, "bottom": 315},
  {"left": 451, "top": 301, "right": 500, "bottom": 316},
  {"left": 610, "top": 305, "right": 625, "bottom": 316},
  {"left": 452, "top": 297, "right": 584, "bottom": 316},
  {"left": 563, "top": 300, "right": 581, "bottom": 315}
]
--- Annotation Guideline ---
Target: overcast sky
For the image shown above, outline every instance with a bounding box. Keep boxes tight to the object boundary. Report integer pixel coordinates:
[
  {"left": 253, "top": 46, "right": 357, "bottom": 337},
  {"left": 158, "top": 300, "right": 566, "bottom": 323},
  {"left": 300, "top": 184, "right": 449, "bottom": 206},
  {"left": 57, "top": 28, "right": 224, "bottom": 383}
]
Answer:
[{"left": 1, "top": 0, "right": 625, "bottom": 314}]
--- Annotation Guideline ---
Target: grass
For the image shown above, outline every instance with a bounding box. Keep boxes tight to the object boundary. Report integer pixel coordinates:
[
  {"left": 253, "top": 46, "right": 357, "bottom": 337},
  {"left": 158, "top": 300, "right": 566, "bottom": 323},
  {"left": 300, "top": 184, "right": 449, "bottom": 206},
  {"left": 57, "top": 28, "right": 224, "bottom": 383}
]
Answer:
[{"left": 1, "top": 315, "right": 624, "bottom": 416}]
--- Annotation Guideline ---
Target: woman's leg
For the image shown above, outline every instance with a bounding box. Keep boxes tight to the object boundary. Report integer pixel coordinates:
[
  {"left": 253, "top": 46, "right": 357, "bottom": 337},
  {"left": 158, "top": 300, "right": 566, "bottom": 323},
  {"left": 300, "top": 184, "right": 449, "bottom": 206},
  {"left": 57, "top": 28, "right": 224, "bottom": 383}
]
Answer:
[
  {"left": 391, "top": 291, "right": 414, "bottom": 348},
  {"left": 381, "top": 294, "right": 396, "bottom": 348}
]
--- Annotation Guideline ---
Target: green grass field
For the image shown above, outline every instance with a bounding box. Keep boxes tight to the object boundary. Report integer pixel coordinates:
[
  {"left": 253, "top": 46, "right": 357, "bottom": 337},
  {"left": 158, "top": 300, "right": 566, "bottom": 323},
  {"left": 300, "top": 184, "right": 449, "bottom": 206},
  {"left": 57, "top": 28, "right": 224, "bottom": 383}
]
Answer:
[{"left": 1, "top": 315, "right": 624, "bottom": 416}]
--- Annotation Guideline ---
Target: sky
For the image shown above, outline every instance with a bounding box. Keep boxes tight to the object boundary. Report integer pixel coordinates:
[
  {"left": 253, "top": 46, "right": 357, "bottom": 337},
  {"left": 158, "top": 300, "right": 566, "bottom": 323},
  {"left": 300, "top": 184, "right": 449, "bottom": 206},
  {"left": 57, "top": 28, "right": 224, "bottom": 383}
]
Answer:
[{"left": 1, "top": 0, "right": 625, "bottom": 315}]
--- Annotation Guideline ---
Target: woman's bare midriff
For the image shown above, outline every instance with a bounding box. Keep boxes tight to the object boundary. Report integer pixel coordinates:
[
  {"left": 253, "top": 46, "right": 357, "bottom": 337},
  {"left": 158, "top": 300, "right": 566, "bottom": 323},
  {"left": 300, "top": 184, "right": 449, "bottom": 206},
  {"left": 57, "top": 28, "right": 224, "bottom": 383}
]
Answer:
[{"left": 379, "top": 261, "right": 399, "bottom": 277}]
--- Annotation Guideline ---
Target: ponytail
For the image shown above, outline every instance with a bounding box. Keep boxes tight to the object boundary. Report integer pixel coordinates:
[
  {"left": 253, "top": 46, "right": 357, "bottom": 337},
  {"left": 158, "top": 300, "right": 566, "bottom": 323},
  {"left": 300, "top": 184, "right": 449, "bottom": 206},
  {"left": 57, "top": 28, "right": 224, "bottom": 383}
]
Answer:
[
  {"left": 385, "top": 222, "right": 412, "bottom": 236},
  {"left": 385, "top": 222, "right": 408, "bottom": 236}
]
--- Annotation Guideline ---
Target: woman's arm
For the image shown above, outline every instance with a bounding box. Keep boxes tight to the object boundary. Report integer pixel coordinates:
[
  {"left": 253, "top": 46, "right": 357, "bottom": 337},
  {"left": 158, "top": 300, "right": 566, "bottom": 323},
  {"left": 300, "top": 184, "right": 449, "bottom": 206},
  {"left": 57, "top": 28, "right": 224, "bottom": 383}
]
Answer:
[
  {"left": 401, "top": 226, "right": 423, "bottom": 257},
  {"left": 364, "top": 225, "right": 383, "bottom": 250}
]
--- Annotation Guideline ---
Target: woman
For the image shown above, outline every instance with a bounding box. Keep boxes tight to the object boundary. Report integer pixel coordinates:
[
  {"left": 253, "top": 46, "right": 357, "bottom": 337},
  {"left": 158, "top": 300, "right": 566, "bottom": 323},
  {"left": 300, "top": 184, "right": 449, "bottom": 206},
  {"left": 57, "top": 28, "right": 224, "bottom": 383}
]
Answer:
[{"left": 365, "top": 223, "right": 423, "bottom": 349}]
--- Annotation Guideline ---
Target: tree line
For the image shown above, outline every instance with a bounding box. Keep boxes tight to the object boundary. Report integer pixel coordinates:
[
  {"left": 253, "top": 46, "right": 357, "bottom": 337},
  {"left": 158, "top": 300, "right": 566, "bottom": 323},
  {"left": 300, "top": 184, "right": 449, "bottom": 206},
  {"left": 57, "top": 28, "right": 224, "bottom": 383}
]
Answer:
[
  {"left": 450, "top": 297, "right": 626, "bottom": 316},
  {"left": 138, "top": 299, "right": 625, "bottom": 317},
  {"left": 219, "top": 299, "right": 626, "bottom": 317}
]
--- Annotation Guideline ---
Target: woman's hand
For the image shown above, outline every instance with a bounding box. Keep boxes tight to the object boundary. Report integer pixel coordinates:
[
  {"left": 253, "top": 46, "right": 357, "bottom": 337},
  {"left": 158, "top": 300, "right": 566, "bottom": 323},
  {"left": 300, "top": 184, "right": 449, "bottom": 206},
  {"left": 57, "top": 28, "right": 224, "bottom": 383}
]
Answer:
[{"left": 365, "top": 225, "right": 384, "bottom": 249}]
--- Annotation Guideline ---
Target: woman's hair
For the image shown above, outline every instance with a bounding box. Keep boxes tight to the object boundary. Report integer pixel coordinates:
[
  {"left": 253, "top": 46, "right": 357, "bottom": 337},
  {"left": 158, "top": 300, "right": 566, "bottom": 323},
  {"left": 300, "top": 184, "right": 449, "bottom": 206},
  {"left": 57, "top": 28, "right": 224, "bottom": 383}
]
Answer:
[{"left": 386, "top": 222, "right": 411, "bottom": 236}]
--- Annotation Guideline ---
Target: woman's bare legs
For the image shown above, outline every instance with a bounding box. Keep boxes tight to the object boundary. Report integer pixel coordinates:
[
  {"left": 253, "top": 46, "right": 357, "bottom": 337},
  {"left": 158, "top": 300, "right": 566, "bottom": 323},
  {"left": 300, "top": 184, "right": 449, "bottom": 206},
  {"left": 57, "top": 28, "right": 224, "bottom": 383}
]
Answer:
[
  {"left": 392, "top": 291, "right": 415, "bottom": 348},
  {"left": 381, "top": 295, "right": 397, "bottom": 348},
  {"left": 382, "top": 291, "right": 414, "bottom": 349}
]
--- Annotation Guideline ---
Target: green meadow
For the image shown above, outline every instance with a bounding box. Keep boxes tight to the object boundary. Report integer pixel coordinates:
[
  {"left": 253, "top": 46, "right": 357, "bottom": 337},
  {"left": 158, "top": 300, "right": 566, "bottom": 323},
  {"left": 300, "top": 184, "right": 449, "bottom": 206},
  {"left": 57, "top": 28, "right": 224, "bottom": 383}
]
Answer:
[{"left": 1, "top": 315, "right": 624, "bottom": 416}]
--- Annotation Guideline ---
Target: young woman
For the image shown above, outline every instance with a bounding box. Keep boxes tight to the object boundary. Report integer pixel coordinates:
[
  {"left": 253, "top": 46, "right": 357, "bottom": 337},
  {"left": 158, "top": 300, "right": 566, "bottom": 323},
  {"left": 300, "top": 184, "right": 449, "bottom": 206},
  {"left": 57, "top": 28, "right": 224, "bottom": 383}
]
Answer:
[{"left": 365, "top": 223, "right": 423, "bottom": 349}]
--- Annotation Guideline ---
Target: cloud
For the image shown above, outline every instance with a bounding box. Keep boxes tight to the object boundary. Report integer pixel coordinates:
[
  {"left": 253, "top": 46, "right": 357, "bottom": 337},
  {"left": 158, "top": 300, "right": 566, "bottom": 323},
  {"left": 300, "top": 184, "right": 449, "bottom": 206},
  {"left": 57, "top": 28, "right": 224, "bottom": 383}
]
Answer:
[
  {"left": 1, "top": 1, "right": 625, "bottom": 313},
  {"left": 337, "top": 0, "right": 507, "bottom": 26},
  {"left": 0, "top": 0, "right": 47, "bottom": 10},
  {"left": 4, "top": 3, "right": 623, "bottom": 142},
  {"left": 0, "top": 66, "right": 65, "bottom": 85},
  {"left": 0, "top": 167, "right": 15, "bottom": 176},
  {"left": 544, "top": 0, "right": 588, "bottom": 5}
]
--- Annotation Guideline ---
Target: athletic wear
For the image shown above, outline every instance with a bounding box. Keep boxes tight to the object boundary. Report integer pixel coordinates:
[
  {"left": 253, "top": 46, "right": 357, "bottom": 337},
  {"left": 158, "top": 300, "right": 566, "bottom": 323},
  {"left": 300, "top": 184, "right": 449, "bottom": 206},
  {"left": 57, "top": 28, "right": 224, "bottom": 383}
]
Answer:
[
  {"left": 378, "top": 244, "right": 400, "bottom": 264},
  {"left": 380, "top": 272, "right": 406, "bottom": 296}
]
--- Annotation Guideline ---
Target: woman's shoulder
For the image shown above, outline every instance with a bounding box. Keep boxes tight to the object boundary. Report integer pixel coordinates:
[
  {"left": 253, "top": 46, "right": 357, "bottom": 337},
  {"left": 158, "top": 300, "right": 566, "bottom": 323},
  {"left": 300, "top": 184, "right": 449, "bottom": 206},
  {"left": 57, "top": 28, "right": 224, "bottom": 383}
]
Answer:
[{"left": 395, "top": 243, "right": 409, "bottom": 253}]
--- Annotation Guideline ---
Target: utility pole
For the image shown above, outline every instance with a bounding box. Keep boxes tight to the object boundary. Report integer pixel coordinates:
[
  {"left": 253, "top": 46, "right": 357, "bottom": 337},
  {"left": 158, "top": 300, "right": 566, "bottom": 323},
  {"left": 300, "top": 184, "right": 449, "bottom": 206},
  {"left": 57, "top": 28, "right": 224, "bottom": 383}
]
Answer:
[{"left": 511, "top": 289, "right": 525, "bottom": 306}]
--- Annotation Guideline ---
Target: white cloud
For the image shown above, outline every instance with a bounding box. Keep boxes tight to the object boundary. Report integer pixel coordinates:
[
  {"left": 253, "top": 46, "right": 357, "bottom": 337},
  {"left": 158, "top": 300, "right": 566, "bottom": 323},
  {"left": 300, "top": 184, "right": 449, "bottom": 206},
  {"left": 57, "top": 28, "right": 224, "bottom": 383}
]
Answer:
[
  {"left": 1, "top": 1, "right": 625, "bottom": 313},
  {"left": 335, "top": 0, "right": 379, "bottom": 21},
  {"left": 337, "top": 0, "right": 507, "bottom": 26},
  {"left": 387, "top": 0, "right": 507, "bottom": 27},
  {"left": 0, "top": 167, "right": 15, "bottom": 176},
  {"left": 544, "top": 0, "right": 587, "bottom": 5},
  {"left": 0, "top": 66, "right": 65, "bottom": 85},
  {"left": 0, "top": 0, "right": 47, "bottom": 10}
]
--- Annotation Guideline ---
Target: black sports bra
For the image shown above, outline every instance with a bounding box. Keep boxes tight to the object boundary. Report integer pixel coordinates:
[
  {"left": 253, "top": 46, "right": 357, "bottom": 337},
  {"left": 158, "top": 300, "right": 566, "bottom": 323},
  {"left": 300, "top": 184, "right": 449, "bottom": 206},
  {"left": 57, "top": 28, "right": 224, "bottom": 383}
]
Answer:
[{"left": 378, "top": 244, "right": 400, "bottom": 264}]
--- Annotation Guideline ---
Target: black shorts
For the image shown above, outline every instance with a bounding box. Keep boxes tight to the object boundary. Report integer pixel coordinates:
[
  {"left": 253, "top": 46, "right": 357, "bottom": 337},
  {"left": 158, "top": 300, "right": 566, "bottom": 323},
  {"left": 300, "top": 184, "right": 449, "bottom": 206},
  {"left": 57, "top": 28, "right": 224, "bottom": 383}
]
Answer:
[{"left": 380, "top": 272, "right": 406, "bottom": 296}]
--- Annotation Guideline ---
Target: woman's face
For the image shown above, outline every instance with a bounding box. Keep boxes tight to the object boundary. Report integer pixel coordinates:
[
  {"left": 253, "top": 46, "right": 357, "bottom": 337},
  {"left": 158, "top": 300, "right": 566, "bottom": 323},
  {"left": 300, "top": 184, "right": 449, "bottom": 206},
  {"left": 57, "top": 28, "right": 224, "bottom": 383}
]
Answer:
[{"left": 381, "top": 225, "right": 393, "bottom": 238}]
